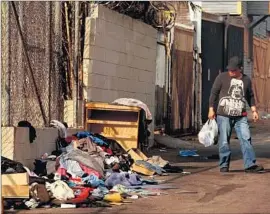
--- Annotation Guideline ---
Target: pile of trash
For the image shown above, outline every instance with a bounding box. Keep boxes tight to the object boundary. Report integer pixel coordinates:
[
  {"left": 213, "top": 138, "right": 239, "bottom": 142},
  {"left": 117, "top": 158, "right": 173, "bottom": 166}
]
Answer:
[{"left": 2, "top": 120, "right": 183, "bottom": 210}]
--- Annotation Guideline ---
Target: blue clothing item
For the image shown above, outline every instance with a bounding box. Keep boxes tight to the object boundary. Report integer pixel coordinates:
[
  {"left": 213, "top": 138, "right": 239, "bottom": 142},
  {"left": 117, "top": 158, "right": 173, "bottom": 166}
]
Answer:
[
  {"left": 75, "top": 131, "right": 108, "bottom": 146},
  {"left": 217, "top": 115, "right": 256, "bottom": 169},
  {"left": 135, "top": 160, "right": 166, "bottom": 175},
  {"left": 82, "top": 174, "right": 105, "bottom": 187},
  {"left": 66, "top": 181, "right": 77, "bottom": 188},
  {"left": 105, "top": 172, "right": 142, "bottom": 188},
  {"left": 91, "top": 186, "right": 109, "bottom": 199},
  {"left": 179, "top": 150, "right": 199, "bottom": 157},
  {"left": 59, "top": 158, "right": 84, "bottom": 177}
]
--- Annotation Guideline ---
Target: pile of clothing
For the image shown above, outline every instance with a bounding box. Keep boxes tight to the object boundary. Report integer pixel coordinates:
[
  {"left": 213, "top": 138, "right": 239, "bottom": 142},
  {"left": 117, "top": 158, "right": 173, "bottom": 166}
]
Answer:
[{"left": 2, "top": 120, "right": 182, "bottom": 210}]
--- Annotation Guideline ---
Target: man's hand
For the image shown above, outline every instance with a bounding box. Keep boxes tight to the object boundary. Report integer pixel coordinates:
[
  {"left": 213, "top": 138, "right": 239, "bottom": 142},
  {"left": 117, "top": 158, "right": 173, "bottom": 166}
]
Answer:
[
  {"left": 251, "top": 106, "right": 259, "bottom": 122},
  {"left": 252, "top": 111, "right": 259, "bottom": 122},
  {"left": 208, "top": 107, "right": 216, "bottom": 120}
]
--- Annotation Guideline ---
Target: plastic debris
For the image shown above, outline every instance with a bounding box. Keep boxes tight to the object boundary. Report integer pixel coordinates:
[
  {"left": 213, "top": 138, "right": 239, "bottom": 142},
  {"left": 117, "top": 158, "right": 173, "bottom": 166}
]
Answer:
[
  {"left": 61, "top": 204, "right": 76, "bottom": 209},
  {"left": 179, "top": 150, "right": 199, "bottom": 157},
  {"left": 104, "top": 193, "right": 123, "bottom": 203}
]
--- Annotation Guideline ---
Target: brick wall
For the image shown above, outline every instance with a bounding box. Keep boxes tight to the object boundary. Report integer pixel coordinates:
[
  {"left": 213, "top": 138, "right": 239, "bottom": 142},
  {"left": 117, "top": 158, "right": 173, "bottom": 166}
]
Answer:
[{"left": 83, "top": 5, "right": 157, "bottom": 135}]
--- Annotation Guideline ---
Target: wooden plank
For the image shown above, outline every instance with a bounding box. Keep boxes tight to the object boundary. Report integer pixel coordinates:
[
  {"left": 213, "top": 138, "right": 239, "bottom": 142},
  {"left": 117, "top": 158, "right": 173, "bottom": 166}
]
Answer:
[
  {"left": 87, "top": 107, "right": 140, "bottom": 112},
  {"left": 174, "top": 28, "right": 193, "bottom": 52},
  {"left": 2, "top": 173, "right": 29, "bottom": 186},
  {"left": 102, "top": 126, "right": 138, "bottom": 137},
  {"left": 128, "top": 148, "right": 148, "bottom": 161},
  {"left": 263, "top": 40, "right": 270, "bottom": 111},
  {"left": 88, "top": 124, "right": 139, "bottom": 140},
  {"left": 86, "top": 120, "right": 138, "bottom": 126},
  {"left": 171, "top": 47, "right": 193, "bottom": 131},
  {"left": 253, "top": 43, "right": 259, "bottom": 77},
  {"left": 112, "top": 139, "right": 138, "bottom": 151},
  {"left": 85, "top": 102, "right": 140, "bottom": 112},
  {"left": 100, "top": 135, "right": 137, "bottom": 140},
  {"left": 2, "top": 173, "right": 29, "bottom": 198},
  {"left": 85, "top": 101, "right": 141, "bottom": 151},
  {"left": 2, "top": 185, "right": 29, "bottom": 198},
  {"left": 252, "top": 37, "right": 270, "bottom": 112}
]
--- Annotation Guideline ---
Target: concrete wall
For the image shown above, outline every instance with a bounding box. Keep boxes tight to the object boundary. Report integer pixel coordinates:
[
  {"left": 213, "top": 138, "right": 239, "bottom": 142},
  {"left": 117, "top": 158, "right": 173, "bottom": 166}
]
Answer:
[
  {"left": 1, "top": 127, "right": 80, "bottom": 170},
  {"left": 83, "top": 5, "right": 157, "bottom": 135}
]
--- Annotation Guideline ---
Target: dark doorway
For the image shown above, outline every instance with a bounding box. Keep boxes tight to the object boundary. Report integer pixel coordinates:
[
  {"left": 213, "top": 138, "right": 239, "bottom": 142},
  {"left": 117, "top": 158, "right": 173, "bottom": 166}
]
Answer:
[{"left": 201, "top": 20, "right": 224, "bottom": 123}]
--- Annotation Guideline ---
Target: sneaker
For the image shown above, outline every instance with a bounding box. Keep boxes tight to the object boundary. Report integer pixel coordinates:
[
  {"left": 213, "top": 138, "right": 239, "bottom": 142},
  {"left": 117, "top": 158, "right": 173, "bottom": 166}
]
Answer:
[
  {"left": 220, "top": 167, "right": 229, "bottom": 173},
  {"left": 245, "top": 165, "right": 264, "bottom": 173}
]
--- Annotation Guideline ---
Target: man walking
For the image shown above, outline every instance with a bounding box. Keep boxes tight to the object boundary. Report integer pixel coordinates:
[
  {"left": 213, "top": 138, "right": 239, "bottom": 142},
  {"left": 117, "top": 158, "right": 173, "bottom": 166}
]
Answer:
[{"left": 208, "top": 56, "right": 264, "bottom": 173}]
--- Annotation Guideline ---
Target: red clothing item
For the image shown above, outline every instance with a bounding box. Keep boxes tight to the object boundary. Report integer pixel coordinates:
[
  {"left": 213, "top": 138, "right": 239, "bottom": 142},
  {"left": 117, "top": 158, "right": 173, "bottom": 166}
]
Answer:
[
  {"left": 57, "top": 164, "right": 101, "bottom": 178},
  {"left": 57, "top": 167, "right": 67, "bottom": 177},
  {"left": 101, "top": 146, "right": 113, "bottom": 155},
  {"left": 67, "top": 187, "right": 93, "bottom": 203},
  {"left": 65, "top": 136, "right": 78, "bottom": 144},
  {"left": 79, "top": 163, "right": 101, "bottom": 178}
]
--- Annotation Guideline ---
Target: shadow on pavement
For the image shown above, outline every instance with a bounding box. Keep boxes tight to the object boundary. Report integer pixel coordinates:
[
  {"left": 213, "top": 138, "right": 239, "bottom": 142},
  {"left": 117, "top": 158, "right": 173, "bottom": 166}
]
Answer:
[{"left": 229, "top": 168, "right": 270, "bottom": 173}]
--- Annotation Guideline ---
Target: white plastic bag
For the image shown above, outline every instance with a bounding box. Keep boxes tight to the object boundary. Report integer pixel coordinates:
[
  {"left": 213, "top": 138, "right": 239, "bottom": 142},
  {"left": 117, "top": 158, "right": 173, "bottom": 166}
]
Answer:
[
  {"left": 46, "top": 180, "right": 74, "bottom": 200},
  {"left": 198, "top": 119, "right": 218, "bottom": 147}
]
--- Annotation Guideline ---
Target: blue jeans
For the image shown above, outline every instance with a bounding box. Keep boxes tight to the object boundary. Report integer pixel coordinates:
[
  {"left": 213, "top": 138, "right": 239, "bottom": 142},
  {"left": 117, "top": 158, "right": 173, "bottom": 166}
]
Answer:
[{"left": 217, "top": 115, "right": 256, "bottom": 169}]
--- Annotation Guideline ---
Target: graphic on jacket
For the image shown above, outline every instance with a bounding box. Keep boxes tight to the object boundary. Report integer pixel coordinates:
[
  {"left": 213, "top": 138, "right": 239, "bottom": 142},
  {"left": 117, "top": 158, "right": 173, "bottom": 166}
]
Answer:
[{"left": 218, "top": 79, "right": 246, "bottom": 116}]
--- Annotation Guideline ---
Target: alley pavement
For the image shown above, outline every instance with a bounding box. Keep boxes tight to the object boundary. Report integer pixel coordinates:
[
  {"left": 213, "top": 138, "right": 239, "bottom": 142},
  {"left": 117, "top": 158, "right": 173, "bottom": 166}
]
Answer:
[{"left": 6, "top": 120, "right": 270, "bottom": 214}]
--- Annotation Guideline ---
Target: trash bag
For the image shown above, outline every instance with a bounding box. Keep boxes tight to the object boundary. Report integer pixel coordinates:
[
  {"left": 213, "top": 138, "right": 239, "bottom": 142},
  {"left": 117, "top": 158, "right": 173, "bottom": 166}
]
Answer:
[{"left": 198, "top": 119, "right": 218, "bottom": 147}]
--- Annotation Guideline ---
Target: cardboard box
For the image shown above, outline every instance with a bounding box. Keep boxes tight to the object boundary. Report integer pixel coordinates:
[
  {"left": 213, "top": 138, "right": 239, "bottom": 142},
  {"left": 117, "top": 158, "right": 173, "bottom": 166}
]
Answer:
[
  {"left": 2, "top": 173, "right": 29, "bottom": 186},
  {"left": 2, "top": 173, "right": 29, "bottom": 198},
  {"left": 128, "top": 148, "right": 148, "bottom": 161},
  {"left": 2, "top": 185, "right": 29, "bottom": 198},
  {"left": 130, "top": 163, "right": 155, "bottom": 176}
]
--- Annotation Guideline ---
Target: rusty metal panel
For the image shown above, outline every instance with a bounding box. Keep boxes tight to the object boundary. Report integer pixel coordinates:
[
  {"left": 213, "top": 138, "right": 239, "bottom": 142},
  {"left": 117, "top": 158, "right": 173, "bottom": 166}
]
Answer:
[{"left": 171, "top": 28, "right": 194, "bottom": 132}]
